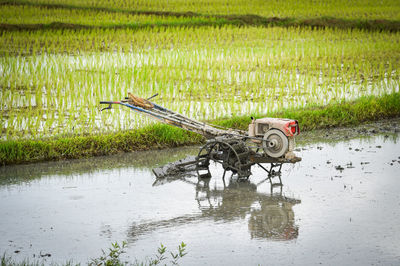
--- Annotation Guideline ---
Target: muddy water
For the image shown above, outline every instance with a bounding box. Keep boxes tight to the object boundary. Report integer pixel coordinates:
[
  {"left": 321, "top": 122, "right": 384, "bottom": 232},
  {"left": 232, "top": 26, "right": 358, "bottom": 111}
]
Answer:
[{"left": 1, "top": 130, "right": 400, "bottom": 265}]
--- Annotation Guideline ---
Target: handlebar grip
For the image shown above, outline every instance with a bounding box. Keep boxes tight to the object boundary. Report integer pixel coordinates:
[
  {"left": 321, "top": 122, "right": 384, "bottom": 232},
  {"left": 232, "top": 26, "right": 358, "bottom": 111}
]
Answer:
[{"left": 100, "top": 101, "right": 120, "bottom": 104}]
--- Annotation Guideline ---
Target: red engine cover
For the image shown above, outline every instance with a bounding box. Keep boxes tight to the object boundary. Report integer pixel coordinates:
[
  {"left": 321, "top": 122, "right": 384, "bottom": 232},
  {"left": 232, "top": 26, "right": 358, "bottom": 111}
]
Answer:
[{"left": 254, "top": 118, "right": 299, "bottom": 137}]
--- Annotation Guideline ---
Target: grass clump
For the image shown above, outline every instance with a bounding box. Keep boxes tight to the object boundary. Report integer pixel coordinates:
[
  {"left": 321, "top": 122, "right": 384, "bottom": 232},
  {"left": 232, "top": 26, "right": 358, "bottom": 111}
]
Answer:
[
  {"left": 0, "top": 124, "right": 203, "bottom": 165},
  {"left": 213, "top": 93, "right": 400, "bottom": 132}
]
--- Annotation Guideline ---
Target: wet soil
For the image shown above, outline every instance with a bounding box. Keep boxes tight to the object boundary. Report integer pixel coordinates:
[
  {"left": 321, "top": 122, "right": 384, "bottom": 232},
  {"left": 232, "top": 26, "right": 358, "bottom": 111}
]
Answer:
[
  {"left": 0, "top": 118, "right": 400, "bottom": 265},
  {"left": 296, "top": 117, "right": 400, "bottom": 145}
]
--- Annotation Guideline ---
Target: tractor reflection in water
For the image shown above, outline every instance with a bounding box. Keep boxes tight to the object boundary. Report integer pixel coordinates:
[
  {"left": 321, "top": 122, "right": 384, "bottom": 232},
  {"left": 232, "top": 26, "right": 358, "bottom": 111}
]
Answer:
[
  {"left": 195, "top": 177, "right": 300, "bottom": 241},
  {"left": 128, "top": 174, "right": 300, "bottom": 242}
]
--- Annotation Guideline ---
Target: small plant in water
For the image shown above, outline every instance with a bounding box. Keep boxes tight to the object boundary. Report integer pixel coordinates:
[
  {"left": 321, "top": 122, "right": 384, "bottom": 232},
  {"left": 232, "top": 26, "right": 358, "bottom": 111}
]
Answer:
[
  {"left": 89, "top": 241, "right": 187, "bottom": 266},
  {"left": 148, "top": 242, "right": 187, "bottom": 266},
  {"left": 169, "top": 242, "right": 187, "bottom": 265},
  {"left": 90, "top": 241, "right": 128, "bottom": 266}
]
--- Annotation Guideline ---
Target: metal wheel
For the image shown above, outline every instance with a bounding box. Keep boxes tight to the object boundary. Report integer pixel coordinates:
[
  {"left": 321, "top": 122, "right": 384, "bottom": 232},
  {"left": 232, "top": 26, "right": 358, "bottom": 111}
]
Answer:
[
  {"left": 196, "top": 138, "right": 252, "bottom": 178},
  {"left": 262, "top": 129, "right": 289, "bottom": 158},
  {"left": 196, "top": 141, "right": 216, "bottom": 178},
  {"left": 197, "top": 142, "right": 214, "bottom": 168}
]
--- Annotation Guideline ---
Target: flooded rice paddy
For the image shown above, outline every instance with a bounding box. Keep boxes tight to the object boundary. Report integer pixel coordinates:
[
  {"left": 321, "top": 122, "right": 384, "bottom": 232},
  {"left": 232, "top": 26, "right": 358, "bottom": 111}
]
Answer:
[{"left": 1, "top": 122, "right": 400, "bottom": 265}]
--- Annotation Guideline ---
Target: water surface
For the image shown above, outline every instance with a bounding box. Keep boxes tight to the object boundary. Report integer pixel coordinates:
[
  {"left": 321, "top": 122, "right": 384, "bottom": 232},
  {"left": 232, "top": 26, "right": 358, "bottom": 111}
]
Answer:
[{"left": 1, "top": 133, "right": 400, "bottom": 265}]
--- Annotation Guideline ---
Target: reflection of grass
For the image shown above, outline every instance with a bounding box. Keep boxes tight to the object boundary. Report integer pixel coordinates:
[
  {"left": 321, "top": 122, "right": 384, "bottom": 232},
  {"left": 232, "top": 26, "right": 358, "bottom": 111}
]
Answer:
[
  {"left": 0, "top": 146, "right": 198, "bottom": 186},
  {"left": 1, "top": 93, "right": 399, "bottom": 165}
]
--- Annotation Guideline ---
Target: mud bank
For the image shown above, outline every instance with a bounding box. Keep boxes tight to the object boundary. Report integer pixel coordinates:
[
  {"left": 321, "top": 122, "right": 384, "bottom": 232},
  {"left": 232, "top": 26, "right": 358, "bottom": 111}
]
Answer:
[{"left": 296, "top": 117, "right": 400, "bottom": 145}]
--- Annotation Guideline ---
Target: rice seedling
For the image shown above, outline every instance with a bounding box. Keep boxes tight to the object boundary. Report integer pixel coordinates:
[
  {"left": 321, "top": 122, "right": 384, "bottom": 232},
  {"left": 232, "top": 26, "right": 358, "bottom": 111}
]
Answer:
[
  {"left": 5, "top": 0, "right": 399, "bottom": 20},
  {"left": 0, "top": 5, "right": 219, "bottom": 26},
  {"left": 0, "top": 3, "right": 399, "bottom": 141}
]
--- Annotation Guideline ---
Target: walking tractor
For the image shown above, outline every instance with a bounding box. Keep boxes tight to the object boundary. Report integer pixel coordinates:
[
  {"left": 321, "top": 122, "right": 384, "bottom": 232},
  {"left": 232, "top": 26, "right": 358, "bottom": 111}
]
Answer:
[{"left": 100, "top": 93, "right": 301, "bottom": 180}]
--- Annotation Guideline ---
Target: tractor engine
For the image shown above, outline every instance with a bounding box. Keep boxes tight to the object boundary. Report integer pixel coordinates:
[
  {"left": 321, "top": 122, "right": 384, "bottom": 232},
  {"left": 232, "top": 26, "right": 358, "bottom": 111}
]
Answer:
[{"left": 248, "top": 117, "right": 300, "bottom": 158}]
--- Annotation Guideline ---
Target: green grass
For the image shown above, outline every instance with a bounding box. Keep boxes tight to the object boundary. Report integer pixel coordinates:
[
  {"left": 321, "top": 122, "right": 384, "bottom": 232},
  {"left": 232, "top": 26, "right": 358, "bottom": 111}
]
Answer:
[
  {"left": 1, "top": 93, "right": 399, "bottom": 165},
  {"left": 3, "top": 0, "right": 400, "bottom": 20},
  {"left": 0, "top": 124, "right": 203, "bottom": 165},
  {"left": 1, "top": 2, "right": 400, "bottom": 32},
  {"left": 213, "top": 92, "right": 400, "bottom": 131}
]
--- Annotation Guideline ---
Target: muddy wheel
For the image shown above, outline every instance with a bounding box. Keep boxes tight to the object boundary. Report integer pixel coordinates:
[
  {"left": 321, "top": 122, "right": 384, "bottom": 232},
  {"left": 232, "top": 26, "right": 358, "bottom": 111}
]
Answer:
[
  {"left": 196, "top": 141, "right": 215, "bottom": 168},
  {"left": 262, "top": 129, "right": 289, "bottom": 158},
  {"left": 197, "top": 139, "right": 252, "bottom": 178},
  {"left": 196, "top": 141, "right": 219, "bottom": 179}
]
